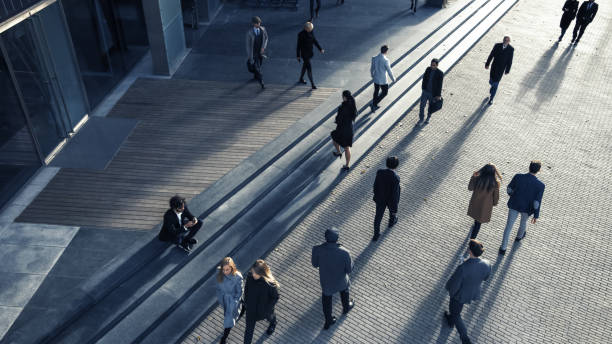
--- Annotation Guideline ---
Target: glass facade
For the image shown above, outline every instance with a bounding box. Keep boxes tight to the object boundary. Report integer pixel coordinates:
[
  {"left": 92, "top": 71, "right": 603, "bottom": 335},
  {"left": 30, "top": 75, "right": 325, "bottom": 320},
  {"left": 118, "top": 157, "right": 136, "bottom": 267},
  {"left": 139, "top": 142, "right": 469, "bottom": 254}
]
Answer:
[
  {"left": 0, "top": 0, "right": 149, "bottom": 209},
  {"left": 62, "top": 0, "right": 149, "bottom": 108}
]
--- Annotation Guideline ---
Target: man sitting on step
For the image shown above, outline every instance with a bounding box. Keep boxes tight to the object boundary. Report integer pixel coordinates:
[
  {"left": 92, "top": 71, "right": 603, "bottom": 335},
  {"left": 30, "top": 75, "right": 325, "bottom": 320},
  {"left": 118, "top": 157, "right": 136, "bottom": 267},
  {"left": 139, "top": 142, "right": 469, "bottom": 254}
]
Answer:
[{"left": 158, "top": 195, "right": 202, "bottom": 252}]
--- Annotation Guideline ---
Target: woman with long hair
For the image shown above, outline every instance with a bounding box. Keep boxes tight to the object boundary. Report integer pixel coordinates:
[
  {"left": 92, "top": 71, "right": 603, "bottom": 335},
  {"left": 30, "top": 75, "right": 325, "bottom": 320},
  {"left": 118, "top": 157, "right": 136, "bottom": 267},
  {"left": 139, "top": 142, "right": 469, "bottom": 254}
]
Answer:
[
  {"left": 243, "top": 259, "right": 280, "bottom": 344},
  {"left": 216, "top": 257, "right": 243, "bottom": 344},
  {"left": 467, "top": 164, "right": 501, "bottom": 239},
  {"left": 331, "top": 90, "right": 358, "bottom": 171}
]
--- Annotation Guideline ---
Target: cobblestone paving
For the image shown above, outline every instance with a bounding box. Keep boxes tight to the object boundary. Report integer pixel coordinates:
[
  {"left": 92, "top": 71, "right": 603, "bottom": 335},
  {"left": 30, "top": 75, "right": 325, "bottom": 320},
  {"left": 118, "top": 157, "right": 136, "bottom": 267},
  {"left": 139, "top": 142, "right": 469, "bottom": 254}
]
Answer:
[{"left": 184, "top": 0, "right": 612, "bottom": 343}]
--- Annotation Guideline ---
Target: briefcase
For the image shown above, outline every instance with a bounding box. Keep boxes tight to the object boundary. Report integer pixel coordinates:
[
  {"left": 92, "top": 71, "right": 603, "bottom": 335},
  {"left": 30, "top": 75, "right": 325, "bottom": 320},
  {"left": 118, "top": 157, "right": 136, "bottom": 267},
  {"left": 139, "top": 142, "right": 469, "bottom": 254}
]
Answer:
[
  {"left": 246, "top": 60, "right": 255, "bottom": 73},
  {"left": 429, "top": 97, "right": 444, "bottom": 114}
]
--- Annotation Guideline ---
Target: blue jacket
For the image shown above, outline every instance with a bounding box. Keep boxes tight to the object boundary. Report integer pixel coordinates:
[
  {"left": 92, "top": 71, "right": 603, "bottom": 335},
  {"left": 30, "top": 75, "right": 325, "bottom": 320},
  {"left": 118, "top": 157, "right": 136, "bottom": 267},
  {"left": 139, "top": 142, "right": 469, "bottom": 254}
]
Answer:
[
  {"left": 507, "top": 173, "right": 545, "bottom": 218},
  {"left": 446, "top": 258, "right": 491, "bottom": 304}
]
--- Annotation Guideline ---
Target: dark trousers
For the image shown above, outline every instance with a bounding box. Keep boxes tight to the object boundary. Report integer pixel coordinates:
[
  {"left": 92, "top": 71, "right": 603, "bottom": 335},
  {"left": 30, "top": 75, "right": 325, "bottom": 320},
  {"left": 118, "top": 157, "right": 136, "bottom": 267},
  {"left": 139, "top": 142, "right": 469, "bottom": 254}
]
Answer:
[
  {"left": 300, "top": 57, "right": 314, "bottom": 84},
  {"left": 489, "top": 79, "right": 500, "bottom": 100},
  {"left": 243, "top": 313, "right": 276, "bottom": 344},
  {"left": 448, "top": 298, "right": 470, "bottom": 343},
  {"left": 374, "top": 202, "right": 397, "bottom": 236},
  {"left": 373, "top": 83, "right": 389, "bottom": 107},
  {"left": 411, "top": 0, "right": 417, "bottom": 12},
  {"left": 470, "top": 220, "right": 481, "bottom": 239},
  {"left": 322, "top": 289, "right": 350, "bottom": 324},
  {"left": 559, "top": 27, "right": 568, "bottom": 40},
  {"left": 252, "top": 54, "right": 264, "bottom": 84},
  {"left": 572, "top": 21, "right": 589, "bottom": 42},
  {"left": 175, "top": 220, "right": 202, "bottom": 245},
  {"left": 419, "top": 90, "right": 434, "bottom": 121},
  {"left": 310, "top": 0, "right": 321, "bottom": 19}
]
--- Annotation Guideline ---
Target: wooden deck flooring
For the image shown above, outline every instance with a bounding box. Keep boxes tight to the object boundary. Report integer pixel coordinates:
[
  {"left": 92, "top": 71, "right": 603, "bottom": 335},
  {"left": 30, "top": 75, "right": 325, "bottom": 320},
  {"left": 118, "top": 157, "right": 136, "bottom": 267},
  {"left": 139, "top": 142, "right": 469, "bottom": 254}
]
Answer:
[{"left": 17, "top": 78, "right": 336, "bottom": 229}]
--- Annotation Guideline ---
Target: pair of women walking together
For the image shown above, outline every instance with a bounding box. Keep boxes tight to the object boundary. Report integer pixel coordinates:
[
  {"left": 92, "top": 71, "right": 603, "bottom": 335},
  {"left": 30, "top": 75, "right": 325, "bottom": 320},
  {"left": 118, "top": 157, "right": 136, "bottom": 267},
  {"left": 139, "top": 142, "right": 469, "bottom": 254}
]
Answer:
[{"left": 216, "top": 258, "right": 279, "bottom": 344}]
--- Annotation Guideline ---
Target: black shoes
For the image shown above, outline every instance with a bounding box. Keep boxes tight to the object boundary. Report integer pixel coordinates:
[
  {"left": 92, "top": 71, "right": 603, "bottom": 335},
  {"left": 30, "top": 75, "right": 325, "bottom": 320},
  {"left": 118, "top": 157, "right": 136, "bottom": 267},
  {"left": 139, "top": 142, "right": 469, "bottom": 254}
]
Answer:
[
  {"left": 515, "top": 231, "right": 526, "bottom": 242},
  {"left": 498, "top": 247, "right": 506, "bottom": 255},
  {"left": 188, "top": 238, "right": 197, "bottom": 245},
  {"left": 298, "top": 79, "right": 307, "bottom": 84},
  {"left": 178, "top": 242, "right": 191, "bottom": 253},
  {"left": 371, "top": 104, "right": 380, "bottom": 112},
  {"left": 388, "top": 215, "right": 398, "bottom": 228},
  {"left": 372, "top": 233, "right": 380, "bottom": 241},
  {"left": 341, "top": 165, "right": 350, "bottom": 171},
  {"left": 266, "top": 319, "right": 277, "bottom": 335},
  {"left": 332, "top": 151, "right": 342, "bottom": 157},
  {"left": 312, "top": 84, "right": 317, "bottom": 90},
  {"left": 342, "top": 299, "right": 355, "bottom": 314},
  {"left": 323, "top": 316, "right": 337, "bottom": 330}
]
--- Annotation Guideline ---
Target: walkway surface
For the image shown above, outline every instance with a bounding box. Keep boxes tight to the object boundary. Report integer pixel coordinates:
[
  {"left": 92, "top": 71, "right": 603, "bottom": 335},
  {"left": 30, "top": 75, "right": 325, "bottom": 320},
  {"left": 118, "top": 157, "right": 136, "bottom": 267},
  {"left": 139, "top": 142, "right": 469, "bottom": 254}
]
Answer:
[{"left": 184, "top": 0, "right": 612, "bottom": 343}]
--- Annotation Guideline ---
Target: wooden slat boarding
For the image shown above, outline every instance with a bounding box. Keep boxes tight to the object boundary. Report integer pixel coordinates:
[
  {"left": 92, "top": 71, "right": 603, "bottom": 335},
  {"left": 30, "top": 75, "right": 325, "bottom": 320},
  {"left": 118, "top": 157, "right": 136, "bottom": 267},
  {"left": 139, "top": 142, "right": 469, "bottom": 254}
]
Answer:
[{"left": 16, "top": 78, "right": 337, "bottom": 229}]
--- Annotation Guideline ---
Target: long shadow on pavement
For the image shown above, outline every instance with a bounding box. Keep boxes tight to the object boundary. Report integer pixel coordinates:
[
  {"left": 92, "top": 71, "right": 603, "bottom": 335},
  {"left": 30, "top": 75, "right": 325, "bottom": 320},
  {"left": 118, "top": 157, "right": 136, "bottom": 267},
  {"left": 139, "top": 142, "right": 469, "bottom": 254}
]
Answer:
[{"left": 532, "top": 44, "right": 575, "bottom": 112}]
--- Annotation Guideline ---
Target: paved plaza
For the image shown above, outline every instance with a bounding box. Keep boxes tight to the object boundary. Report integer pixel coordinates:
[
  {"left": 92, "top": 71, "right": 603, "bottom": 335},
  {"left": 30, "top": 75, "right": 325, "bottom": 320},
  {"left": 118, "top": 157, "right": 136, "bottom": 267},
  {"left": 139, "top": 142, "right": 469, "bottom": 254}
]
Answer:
[
  {"left": 1, "top": 0, "right": 611, "bottom": 343},
  {"left": 184, "top": 0, "right": 612, "bottom": 343}
]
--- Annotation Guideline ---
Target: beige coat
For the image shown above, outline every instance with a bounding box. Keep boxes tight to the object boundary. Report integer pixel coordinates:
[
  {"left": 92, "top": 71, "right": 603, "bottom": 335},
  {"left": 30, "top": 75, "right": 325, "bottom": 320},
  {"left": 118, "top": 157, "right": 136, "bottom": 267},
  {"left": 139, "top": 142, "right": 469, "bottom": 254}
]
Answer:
[{"left": 467, "top": 176, "right": 499, "bottom": 223}]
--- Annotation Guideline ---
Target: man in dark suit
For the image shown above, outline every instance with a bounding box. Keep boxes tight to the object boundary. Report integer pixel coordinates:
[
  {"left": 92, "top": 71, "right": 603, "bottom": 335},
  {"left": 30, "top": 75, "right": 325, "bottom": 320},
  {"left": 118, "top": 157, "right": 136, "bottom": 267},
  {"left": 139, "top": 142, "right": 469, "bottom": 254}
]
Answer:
[
  {"left": 372, "top": 156, "right": 400, "bottom": 241},
  {"left": 485, "top": 36, "right": 514, "bottom": 105},
  {"left": 499, "top": 161, "right": 545, "bottom": 255},
  {"left": 418, "top": 58, "right": 444, "bottom": 125},
  {"left": 246, "top": 16, "right": 268, "bottom": 89},
  {"left": 572, "top": 0, "right": 598, "bottom": 44},
  {"left": 297, "top": 21, "right": 324, "bottom": 90},
  {"left": 312, "top": 227, "right": 355, "bottom": 330},
  {"left": 445, "top": 239, "right": 492, "bottom": 344},
  {"left": 158, "top": 195, "right": 202, "bottom": 252}
]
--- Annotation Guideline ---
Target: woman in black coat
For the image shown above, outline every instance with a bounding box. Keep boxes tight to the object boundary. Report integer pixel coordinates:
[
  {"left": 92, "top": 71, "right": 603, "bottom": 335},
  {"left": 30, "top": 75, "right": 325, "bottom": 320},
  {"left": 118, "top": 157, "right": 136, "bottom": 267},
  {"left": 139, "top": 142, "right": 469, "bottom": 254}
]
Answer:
[
  {"left": 559, "top": 0, "right": 579, "bottom": 42},
  {"left": 243, "top": 259, "right": 279, "bottom": 344},
  {"left": 331, "top": 90, "right": 358, "bottom": 171}
]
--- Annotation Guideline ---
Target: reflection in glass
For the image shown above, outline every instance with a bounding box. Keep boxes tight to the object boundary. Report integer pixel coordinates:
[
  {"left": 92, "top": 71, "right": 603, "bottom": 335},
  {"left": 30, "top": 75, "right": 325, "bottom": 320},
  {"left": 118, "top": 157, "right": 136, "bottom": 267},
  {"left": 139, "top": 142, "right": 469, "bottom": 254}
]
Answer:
[
  {"left": 63, "top": 0, "right": 149, "bottom": 108},
  {"left": 0, "top": 46, "right": 41, "bottom": 209}
]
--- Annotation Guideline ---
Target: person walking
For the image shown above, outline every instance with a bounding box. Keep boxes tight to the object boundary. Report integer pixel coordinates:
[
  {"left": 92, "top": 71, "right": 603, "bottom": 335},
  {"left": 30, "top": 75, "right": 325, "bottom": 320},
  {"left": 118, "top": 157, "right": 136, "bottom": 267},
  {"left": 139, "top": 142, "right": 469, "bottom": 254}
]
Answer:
[
  {"left": 309, "top": 0, "right": 320, "bottom": 21},
  {"left": 410, "top": 0, "right": 417, "bottom": 14},
  {"left": 559, "top": 0, "right": 579, "bottom": 42},
  {"left": 331, "top": 90, "right": 358, "bottom": 171},
  {"left": 158, "top": 195, "right": 202, "bottom": 252},
  {"left": 216, "top": 257, "right": 243, "bottom": 344},
  {"left": 485, "top": 36, "right": 513, "bottom": 105},
  {"left": 311, "top": 227, "right": 355, "bottom": 330},
  {"left": 418, "top": 58, "right": 444, "bottom": 126},
  {"left": 246, "top": 16, "right": 268, "bottom": 89},
  {"left": 499, "top": 161, "right": 545, "bottom": 255},
  {"left": 572, "top": 0, "right": 598, "bottom": 45},
  {"left": 467, "top": 164, "right": 501, "bottom": 239},
  {"left": 445, "top": 239, "right": 491, "bottom": 344},
  {"left": 297, "top": 22, "right": 324, "bottom": 90},
  {"left": 370, "top": 45, "right": 396, "bottom": 112},
  {"left": 243, "top": 259, "right": 279, "bottom": 344},
  {"left": 372, "top": 156, "right": 400, "bottom": 241}
]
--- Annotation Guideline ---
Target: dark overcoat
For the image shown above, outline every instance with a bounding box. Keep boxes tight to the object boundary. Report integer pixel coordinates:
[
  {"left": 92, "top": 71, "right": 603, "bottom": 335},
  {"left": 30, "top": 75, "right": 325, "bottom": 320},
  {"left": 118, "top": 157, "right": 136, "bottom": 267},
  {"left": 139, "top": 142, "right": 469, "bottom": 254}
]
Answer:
[
  {"left": 560, "top": 0, "right": 579, "bottom": 29},
  {"left": 243, "top": 272, "right": 279, "bottom": 321},
  {"left": 312, "top": 242, "right": 352, "bottom": 296},
  {"left": 576, "top": 1, "right": 598, "bottom": 24},
  {"left": 485, "top": 43, "right": 514, "bottom": 82},
  {"left": 330, "top": 101, "right": 357, "bottom": 147}
]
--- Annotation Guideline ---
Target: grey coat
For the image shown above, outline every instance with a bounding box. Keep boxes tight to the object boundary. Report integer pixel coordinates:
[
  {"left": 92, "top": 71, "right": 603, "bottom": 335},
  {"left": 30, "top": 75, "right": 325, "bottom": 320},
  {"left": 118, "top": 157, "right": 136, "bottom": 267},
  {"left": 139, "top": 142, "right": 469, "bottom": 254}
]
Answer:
[
  {"left": 216, "top": 272, "right": 243, "bottom": 328},
  {"left": 445, "top": 258, "right": 491, "bottom": 304},
  {"left": 371, "top": 53, "right": 395, "bottom": 85},
  {"left": 246, "top": 26, "right": 269, "bottom": 62},
  {"left": 311, "top": 242, "right": 353, "bottom": 296}
]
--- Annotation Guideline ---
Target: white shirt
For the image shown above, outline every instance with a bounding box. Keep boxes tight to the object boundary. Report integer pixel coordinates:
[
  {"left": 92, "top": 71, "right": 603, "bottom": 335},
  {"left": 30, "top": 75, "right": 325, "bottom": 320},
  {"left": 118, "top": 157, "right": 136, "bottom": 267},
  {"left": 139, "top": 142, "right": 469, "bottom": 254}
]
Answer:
[{"left": 176, "top": 212, "right": 182, "bottom": 227}]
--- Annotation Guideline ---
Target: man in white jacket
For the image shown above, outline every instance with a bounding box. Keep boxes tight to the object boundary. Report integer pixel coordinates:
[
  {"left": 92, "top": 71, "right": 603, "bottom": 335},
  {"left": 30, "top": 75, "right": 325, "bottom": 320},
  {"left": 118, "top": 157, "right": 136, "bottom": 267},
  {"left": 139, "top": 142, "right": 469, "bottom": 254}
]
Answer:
[{"left": 370, "top": 45, "right": 396, "bottom": 112}]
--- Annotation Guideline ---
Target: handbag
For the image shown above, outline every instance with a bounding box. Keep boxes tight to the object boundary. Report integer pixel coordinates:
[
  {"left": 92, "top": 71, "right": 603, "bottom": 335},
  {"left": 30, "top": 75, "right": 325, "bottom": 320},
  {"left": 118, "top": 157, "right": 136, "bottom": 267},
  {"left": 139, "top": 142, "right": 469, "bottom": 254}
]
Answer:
[
  {"left": 429, "top": 97, "right": 444, "bottom": 114},
  {"left": 246, "top": 60, "right": 255, "bottom": 73}
]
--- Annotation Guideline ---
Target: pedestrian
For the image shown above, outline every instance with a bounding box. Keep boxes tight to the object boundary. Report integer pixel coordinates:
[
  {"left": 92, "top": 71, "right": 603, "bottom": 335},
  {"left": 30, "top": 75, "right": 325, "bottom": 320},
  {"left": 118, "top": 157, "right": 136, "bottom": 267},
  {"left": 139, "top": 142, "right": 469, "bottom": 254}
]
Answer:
[
  {"left": 311, "top": 227, "right": 355, "bottom": 330},
  {"left": 418, "top": 58, "right": 444, "bottom": 126},
  {"left": 410, "top": 0, "right": 417, "bottom": 14},
  {"left": 370, "top": 45, "right": 396, "bottom": 112},
  {"left": 444, "top": 239, "right": 491, "bottom": 344},
  {"left": 158, "top": 195, "right": 202, "bottom": 252},
  {"left": 331, "top": 90, "right": 358, "bottom": 171},
  {"left": 571, "top": 0, "right": 598, "bottom": 45},
  {"left": 297, "top": 22, "right": 325, "bottom": 90},
  {"left": 484, "top": 36, "right": 513, "bottom": 105},
  {"left": 309, "top": 0, "right": 320, "bottom": 21},
  {"left": 243, "top": 259, "right": 279, "bottom": 344},
  {"left": 499, "top": 161, "right": 545, "bottom": 255},
  {"left": 559, "top": 0, "right": 579, "bottom": 42},
  {"left": 216, "top": 257, "right": 243, "bottom": 344},
  {"left": 467, "top": 164, "right": 501, "bottom": 239},
  {"left": 246, "top": 16, "right": 268, "bottom": 89},
  {"left": 372, "top": 156, "right": 400, "bottom": 241}
]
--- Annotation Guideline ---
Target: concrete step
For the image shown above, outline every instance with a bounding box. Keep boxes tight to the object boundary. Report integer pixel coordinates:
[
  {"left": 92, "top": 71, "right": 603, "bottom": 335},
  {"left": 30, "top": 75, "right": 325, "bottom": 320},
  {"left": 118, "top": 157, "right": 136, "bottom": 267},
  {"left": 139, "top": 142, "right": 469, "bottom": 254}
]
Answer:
[{"left": 1, "top": 1, "right": 517, "bottom": 343}]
